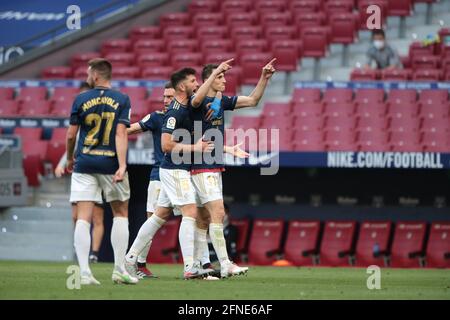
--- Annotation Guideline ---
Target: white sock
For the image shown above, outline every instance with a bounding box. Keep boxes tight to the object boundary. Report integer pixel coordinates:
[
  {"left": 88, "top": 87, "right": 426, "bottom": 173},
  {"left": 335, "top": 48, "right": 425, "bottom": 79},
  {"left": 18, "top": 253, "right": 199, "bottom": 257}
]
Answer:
[
  {"left": 74, "top": 219, "right": 91, "bottom": 275},
  {"left": 137, "top": 239, "right": 152, "bottom": 264},
  {"left": 111, "top": 217, "right": 129, "bottom": 272},
  {"left": 179, "top": 217, "right": 196, "bottom": 271},
  {"left": 194, "top": 227, "right": 210, "bottom": 266},
  {"left": 126, "top": 214, "right": 165, "bottom": 264},
  {"left": 209, "top": 223, "right": 230, "bottom": 266}
]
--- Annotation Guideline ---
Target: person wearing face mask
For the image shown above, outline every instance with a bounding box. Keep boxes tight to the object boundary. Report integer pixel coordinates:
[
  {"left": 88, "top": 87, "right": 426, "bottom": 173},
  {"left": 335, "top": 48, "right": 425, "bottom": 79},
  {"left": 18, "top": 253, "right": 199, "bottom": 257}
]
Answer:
[{"left": 365, "top": 29, "right": 402, "bottom": 70}]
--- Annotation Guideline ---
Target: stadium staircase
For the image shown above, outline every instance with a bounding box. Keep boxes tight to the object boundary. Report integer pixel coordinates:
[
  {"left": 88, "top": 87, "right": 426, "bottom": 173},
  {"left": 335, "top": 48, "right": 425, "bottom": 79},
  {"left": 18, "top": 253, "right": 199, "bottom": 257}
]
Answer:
[{"left": 0, "top": 178, "right": 73, "bottom": 261}]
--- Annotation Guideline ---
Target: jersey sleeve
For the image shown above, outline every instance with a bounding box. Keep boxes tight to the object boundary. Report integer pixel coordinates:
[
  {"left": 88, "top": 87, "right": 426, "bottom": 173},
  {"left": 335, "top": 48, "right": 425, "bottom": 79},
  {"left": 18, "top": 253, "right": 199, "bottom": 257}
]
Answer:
[
  {"left": 118, "top": 95, "right": 131, "bottom": 127},
  {"left": 69, "top": 95, "right": 83, "bottom": 125},
  {"left": 162, "top": 109, "right": 181, "bottom": 134},
  {"left": 138, "top": 113, "right": 156, "bottom": 132},
  {"left": 222, "top": 95, "right": 238, "bottom": 111}
]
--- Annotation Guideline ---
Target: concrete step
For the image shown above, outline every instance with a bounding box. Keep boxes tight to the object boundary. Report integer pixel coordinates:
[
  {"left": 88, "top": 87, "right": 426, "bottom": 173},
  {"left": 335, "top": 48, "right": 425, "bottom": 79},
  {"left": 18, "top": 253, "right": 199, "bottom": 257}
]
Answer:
[
  {"left": 0, "top": 244, "right": 74, "bottom": 261},
  {"left": 0, "top": 207, "right": 72, "bottom": 221},
  {"left": 0, "top": 232, "right": 73, "bottom": 247},
  {"left": 0, "top": 220, "right": 72, "bottom": 234}
]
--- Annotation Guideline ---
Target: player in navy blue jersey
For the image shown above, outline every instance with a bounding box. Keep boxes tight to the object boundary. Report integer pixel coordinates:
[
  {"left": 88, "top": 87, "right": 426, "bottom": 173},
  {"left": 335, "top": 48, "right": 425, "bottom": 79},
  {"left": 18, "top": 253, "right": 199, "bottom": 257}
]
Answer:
[
  {"left": 126, "top": 81, "right": 175, "bottom": 278},
  {"left": 66, "top": 58, "right": 138, "bottom": 285},
  {"left": 189, "top": 58, "right": 276, "bottom": 278}
]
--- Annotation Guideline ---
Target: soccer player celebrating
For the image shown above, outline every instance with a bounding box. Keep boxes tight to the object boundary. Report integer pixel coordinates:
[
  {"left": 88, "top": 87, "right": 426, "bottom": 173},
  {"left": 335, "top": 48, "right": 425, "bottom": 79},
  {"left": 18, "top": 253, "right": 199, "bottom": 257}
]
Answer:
[
  {"left": 126, "top": 82, "right": 175, "bottom": 278},
  {"left": 190, "top": 58, "right": 276, "bottom": 278},
  {"left": 66, "top": 58, "right": 137, "bottom": 285}
]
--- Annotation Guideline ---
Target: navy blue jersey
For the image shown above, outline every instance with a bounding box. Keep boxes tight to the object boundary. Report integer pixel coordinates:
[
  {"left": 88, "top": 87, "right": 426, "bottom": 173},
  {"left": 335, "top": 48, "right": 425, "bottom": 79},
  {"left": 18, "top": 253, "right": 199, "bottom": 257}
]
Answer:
[
  {"left": 160, "top": 99, "right": 194, "bottom": 171},
  {"left": 138, "top": 110, "right": 165, "bottom": 181},
  {"left": 191, "top": 95, "right": 237, "bottom": 170},
  {"left": 70, "top": 87, "right": 131, "bottom": 174}
]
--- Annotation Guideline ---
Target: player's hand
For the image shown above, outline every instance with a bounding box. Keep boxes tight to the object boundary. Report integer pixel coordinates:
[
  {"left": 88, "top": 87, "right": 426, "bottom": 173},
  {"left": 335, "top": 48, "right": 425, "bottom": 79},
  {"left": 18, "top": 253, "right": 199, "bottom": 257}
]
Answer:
[
  {"left": 194, "top": 137, "right": 214, "bottom": 153},
  {"left": 214, "top": 58, "right": 234, "bottom": 76},
  {"left": 54, "top": 165, "right": 65, "bottom": 178},
  {"left": 113, "top": 166, "right": 127, "bottom": 183},
  {"left": 205, "top": 103, "right": 214, "bottom": 121},
  {"left": 66, "top": 159, "right": 74, "bottom": 174},
  {"left": 229, "top": 143, "right": 250, "bottom": 159},
  {"left": 262, "top": 58, "right": 277, "bottom": 79}
]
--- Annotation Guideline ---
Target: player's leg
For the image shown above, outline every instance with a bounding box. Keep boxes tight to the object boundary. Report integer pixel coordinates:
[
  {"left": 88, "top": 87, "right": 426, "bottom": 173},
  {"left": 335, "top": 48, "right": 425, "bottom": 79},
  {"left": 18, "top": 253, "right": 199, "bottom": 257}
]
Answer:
[
  {"left": 195, "top": 207, "right": 212, "bottom": 268},
  {"left": 89, "top": 203, "right": 104, "bottom": 263},
  {"left": 136, "top": 180, "right": 162, "bottom": 277},
  {"left": 70, "top": 172, "right": 102, "bottom": 285},
  {"left": 71, "top": 203, "right": 77, "bottom": 225},
  {"left": 99, "top": 172, "right": 137, "bottom": 284}
]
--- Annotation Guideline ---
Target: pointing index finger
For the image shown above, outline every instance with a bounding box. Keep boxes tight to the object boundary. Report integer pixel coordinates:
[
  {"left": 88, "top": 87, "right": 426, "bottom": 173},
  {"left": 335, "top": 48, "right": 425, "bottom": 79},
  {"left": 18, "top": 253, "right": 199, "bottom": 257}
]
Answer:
[{"left": 267, "top": 58, "right": 277, "bottom": 65}]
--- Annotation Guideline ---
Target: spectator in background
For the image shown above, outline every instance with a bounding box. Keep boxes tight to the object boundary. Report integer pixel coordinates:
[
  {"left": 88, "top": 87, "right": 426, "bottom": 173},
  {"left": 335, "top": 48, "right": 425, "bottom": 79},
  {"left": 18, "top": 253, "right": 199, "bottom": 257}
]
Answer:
[
  {"left": 208, "top": 203, "right": 238, "bottom": 263},
  {"left": 365, "top": 29, "right": 402, "bottom": 70}
]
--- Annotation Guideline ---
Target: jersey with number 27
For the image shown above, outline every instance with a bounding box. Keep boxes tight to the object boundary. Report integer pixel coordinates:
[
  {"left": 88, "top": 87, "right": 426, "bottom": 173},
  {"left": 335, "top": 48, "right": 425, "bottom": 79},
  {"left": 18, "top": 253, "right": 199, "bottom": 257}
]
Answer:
[{"left": 70, "top": 87, "right": 131, "bottom": 174}]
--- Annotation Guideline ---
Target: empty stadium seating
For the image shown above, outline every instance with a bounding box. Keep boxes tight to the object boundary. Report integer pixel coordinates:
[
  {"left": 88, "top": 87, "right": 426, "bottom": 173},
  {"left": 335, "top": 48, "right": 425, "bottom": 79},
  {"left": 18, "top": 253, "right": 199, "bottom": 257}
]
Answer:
[
  {"left": 248, "top": 219, "right": 285, "bottom": 265},
  {"left": 355, "top": 221, "right": 393, "bottom": 267},
  {"left": 319, "top": 221, "right": 357, "bottom": 266},
  {"left": 425, "top": 222, "right": 450, "bottom": 268},
  {"left": 391, "top": 221, "right": 427, "bottom": 268},
  {"left": 284, "top": 220, "right": 321, "bottom": 266},
  {"left": 147, "top": 218, "right": 181, "bottom": 264}
]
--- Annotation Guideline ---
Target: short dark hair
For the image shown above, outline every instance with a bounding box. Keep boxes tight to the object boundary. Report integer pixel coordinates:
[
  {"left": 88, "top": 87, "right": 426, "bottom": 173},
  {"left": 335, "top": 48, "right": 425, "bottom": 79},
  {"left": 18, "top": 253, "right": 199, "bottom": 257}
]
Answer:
[
  {"left": 202, "top": 64, "right": 219, "bottom": 82},
  {"left": 170, "top": 68, "right": 196, "bottom": 89},
  {"left": 79, "top": 81, "right": 91, "bottom": 91},
  {"left": 164, "top": 81, "right": 173, "bottom": 89},
  {"left": 372, "top": 29, "right": 385, "bottom": 38},
  {"left": 88, "top": 58, "right": 112, "bottom": 80}
]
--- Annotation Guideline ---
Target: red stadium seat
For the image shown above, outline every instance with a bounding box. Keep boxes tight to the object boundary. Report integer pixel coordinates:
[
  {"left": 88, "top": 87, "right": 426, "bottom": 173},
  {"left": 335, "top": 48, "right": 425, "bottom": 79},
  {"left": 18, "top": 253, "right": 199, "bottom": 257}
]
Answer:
[
  {"left": 45, "top": 141, "right": 66, "bottom": 170},
  {"left": 203, "top": 52, "right": 235, "bottom": 65},
  {"left": 262, "top": 102, "right": 292, "bottom": 117},
  {"left": 408, "top": 41, "right": 434, "bottom": 59},
  {"left": 120, "top": 87, "right": 148, "bottom": 102},
  {"left": 167, "top": 39, "right": 199, "bottom": 54},
  {"left": 201, "top": 40, "right": 233, "bottom": 55},
  {"left": 19, "top": 100, "right": 51, "bottom": 117},
  {"left": 230, "top": 26, "right": 263, "bottom": 42},
  {"left": 294, "top": 140, "right": 326, "bottom": 151},
  {"left": 389, "top": 131, "right": 422, "bottom": 152},
  {"left": 229, "top": 116, "right": 261, "bottom": 130},
  {"left": 387, "top": 101, "right": 419, "bottom": 118},
  {"left": 413, "top": 69, "right": 442, "bottom": 81},
  {"left": 350, "top": 68, "right": 379, "bottom": 81},
  {"left": 22, "top": 139, "right": 48, "bottom": 160},
  {"left": 421, "top": 117, "right": 449, "bottom": 134},
  {"left": 419, "top": 89, "right": 449, "bottom": 104},
  {"left": 323, "top": 88, "right": 353, "bottom": 104},
  {"left": 419, "top": 101, "right": 450, "bottom": 119},
  {"left": 389, "top": 115, "right": 420, "bottom": 132},
  {"left": 290, "top": 0, "right": 322, "bottom": 14},
  {"left": 130, "top": 100, "right": 151, "bottom": 123},
  {"left": 357, "top": 114, "right": 389, "bottom": 133},
  {"left": 265, "top": 26, "right": 297, "bottom": 41},
  {"left": 248, "top": 219, "right": 285, "bottom": 265},
  {"left": 71, "top": 52, "right": 101, "bottom": 70},
  {"left": 52, "top": 87, "right": 78, "bottom": 101},
  {"left": 292, "top": 88, "right": 321, "bottom": 103},
  {"left": 324, "top": 0, "right": 354, "bottom": 15},
  {"left": 141, "top": 66, "right": 173, "bottom": 80},
  {"left": 381, "top": 68, "right": 412, "bottom": 81},
  {"left": 325, "top": 134, "right": 357, "bottom": 151},
  {"left": 270, "top": 40, "right": 301, "bottom": 71},
  {"left": 133, "top": 39, "right": 165, "bottom": 54},
  {"left": 171, "top": 53, "right": 203, "bottom": 69},
  {"left": 112, "top": 66, "right": 139, "bottom": 79},
  {"left": 0, "top": 87, "right": 14, "bottom": 100},
  {"left": 293, "top": 129, "right": 324, "bottom": 143},
  {"left": 319, "top": 221, "right": 357, "bottom": 266},
  {"left": 50, "top": 103, "right": 71, "bottom": 117},
  {"left": 41, "top": 66, "right": 72, "bottom": 79},
  {"left": 284, "top": 220, "right": 321, "bottom": 266},
  {"left": 73, "top": 67, "right": 88, "bottom": 79},
  {"left": 104, "top": 52, "right": 134, "bottom": 67},
  {"left": 51, "top": 128, "right": 68, "bottom": 144},
  {"left": 223, "top": 67, "right": 241, "bottom": 95},
  {"left": 240, "top": 53, "right": 272, "bottom": 85},
  {"left": 23, "top": 154, "right": 42, "bottom": 187},
  {"left": 354, "top": 89, "right": 385, "bottom": 104},
  {"left": 387, "top": 89, "right": 417, "bottom": 104},
  {"left": 192, "top": 13, "right": 222, "bottom": 27},
  {"left": 255, "top": 0, "right": 286, "bottom": 14},
  {"left": 357, "top": 131, "right": 390, "bottom": 151},
  {"left": 293, "top": 112, "right": 324, "bottom": 129},
  {"left": 388, "top": 0, "right": 413, "bottom": 16},
  {"left": 426, "top": 222, "right": 450, "bottom": 268},
  {"left": 14, "top": 127, "right": 43, "bottom": 142},
  {"left": 391, "top": 222, "right": 427, "bottom": 268},
  {"left": 301, "top": 26, "right": 329, "bottom": 58},
  {"left": 188, "top": 0, "right": 219, "bottom": 15},
  {"left": 421, "top": 131, "right": 450, "bottom": 152},
  {"left": 163, "top": 26, "right": 194, "bottom": 41},
  {"left": 294, "top": 12, "right": 326, "bottom": 33},
  {"left": 17, "top": 87, "right": 47, "bottom": 102},
  {"left": 226, "top": 12, "right": 257, "bottom": 27},
  {"left": 237, "top": 39, "right": 268, "bottom": 61},
  {"left": 221, "top": 0, "right": 252, "bottom": 13},
  {"left": 137, "top": 53, "right": 169, "bottom": 68},
  {"left": 147, "top": 218, "right": 181, "bottom": 263},
  {"left": 159, "top": 12, "right": 190, "bottom": 29},
  {"left": 196, "top": 26, "right": 228, "bottom": 41},
  {"left": 355, "top": 101, "right": 387, "bottom": 118},
  {"left": 129, "top": 26, "right": 160, "bottom": 42},
  {"left": 358, "top": 0, "right": 388, "bottom": 30},
  {"left": 355, "top": 221, "right": 393, "bottom": 267},
  {"left": 329, "top": 13, "right": 357, "bottom": 44},
  {"left": 0, "top": 101, "right": 20, "bottom": 117},
  {"left": 100, "top": 38, "right": 131, "bottom": 55},
  {"left": 230, "top": 218, "right": 251, "bottom": 261},
  {"left": 411, "top": 55, "right": 440, "bottom": 70},
  {"left": 259, "top": 12, "right": 291, "bottom": 28}
]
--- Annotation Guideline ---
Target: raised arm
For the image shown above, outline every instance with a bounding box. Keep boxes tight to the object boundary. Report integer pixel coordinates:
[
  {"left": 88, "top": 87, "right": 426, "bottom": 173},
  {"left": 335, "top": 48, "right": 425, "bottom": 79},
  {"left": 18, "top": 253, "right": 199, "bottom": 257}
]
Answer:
[
  {"left": 235, "top": 58, "right": 276, "bottom": 109},
  {"left": 191, "top": 58, "right": 234, "bottom": 108}
]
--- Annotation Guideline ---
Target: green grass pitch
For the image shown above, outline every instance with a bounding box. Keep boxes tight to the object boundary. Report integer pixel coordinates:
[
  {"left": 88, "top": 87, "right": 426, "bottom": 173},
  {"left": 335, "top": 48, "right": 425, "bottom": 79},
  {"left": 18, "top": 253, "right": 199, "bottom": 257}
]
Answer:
[{"left": 0, "top": 261, "right": 449, "bottom": 300}]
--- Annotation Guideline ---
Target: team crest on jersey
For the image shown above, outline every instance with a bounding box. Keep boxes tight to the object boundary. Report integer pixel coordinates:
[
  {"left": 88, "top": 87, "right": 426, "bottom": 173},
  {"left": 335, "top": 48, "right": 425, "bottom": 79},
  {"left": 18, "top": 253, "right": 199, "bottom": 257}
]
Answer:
[{"left": 167, "top": 117, "right": 176, "bottom": 129}]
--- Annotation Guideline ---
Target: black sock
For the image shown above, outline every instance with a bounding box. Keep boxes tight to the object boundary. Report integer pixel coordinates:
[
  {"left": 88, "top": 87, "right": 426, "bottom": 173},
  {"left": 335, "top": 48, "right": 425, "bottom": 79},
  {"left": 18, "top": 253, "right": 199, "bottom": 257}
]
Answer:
[{"left": 137, "top": 262, "right": 146, "bottom": 268}]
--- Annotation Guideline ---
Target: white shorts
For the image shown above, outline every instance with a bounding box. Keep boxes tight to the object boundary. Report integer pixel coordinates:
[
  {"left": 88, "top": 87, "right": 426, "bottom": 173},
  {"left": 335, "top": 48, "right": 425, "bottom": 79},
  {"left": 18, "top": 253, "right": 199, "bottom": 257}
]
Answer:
[
  {"left": 191, "top": 171, "right": 223, "bottom": 205},
  {"left": 146, "top": 180, "right": 161, "bottom": 213},
  {"left": 158, "top": 168, "right": 197, "bottom": 207},
  {"left": 70, "top": 172, "right": 130, "bottom": 203}
]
